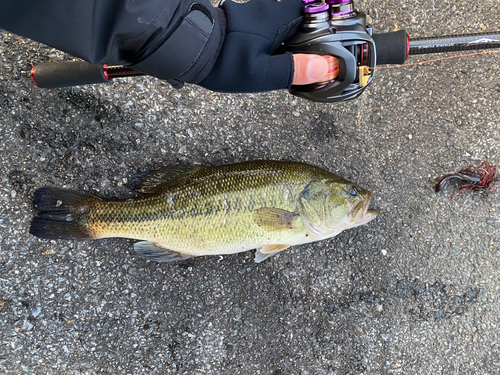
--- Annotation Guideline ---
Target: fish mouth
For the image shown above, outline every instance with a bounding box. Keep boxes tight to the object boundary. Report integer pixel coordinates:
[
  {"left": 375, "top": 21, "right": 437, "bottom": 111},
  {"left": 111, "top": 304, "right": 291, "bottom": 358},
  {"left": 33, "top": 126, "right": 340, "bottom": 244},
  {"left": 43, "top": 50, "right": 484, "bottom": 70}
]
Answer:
[{"left": 349, "top": 195, "right": 379, "bottom": 224}]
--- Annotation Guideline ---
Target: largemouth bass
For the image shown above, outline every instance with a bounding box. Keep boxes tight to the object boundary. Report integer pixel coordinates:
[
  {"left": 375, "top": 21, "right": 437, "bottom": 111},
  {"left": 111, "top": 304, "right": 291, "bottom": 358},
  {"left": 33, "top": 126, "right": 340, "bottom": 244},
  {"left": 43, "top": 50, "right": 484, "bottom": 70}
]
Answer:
[{"left": 30, "top": 161, "right": 378, "bottom": 262}]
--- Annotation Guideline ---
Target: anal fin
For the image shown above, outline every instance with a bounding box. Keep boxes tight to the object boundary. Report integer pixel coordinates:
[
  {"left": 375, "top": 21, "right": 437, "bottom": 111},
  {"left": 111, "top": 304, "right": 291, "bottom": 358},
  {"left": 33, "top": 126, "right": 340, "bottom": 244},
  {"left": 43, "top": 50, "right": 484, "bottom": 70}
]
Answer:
[
  {"left": 133, "top": 241, "right": 193, "bottom": 262},
  {"left": 254, "top": 244, "right": 290, "bottom": 263}
]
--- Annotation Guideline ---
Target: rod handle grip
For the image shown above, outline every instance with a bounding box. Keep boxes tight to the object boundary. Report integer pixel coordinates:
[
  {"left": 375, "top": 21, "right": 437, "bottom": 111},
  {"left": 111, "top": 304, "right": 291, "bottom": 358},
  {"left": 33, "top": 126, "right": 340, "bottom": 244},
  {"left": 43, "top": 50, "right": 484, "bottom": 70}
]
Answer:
[
  {"left": 372, "top": 30, "right": 410, "bottom": 65},
  {"left": 31, "top": 61, "right": 111, "bottom": 88}
]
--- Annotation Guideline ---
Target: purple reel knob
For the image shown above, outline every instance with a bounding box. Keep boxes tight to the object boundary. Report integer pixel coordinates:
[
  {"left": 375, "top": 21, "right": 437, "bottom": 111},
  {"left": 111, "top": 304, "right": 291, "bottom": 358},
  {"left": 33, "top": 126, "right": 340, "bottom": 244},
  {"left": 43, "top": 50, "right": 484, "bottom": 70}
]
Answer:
[
  {"left": 303, "top": 3, "right": 329, "bottom": 13},
  {"left": 327, "top": 0, "right": 355, "bottom": 17}
]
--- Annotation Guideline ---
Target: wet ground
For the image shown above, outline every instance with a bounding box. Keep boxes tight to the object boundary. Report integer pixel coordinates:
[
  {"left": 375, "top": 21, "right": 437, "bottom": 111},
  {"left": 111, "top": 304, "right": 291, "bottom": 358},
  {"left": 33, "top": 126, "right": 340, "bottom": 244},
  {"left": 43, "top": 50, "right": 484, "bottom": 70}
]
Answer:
[{"left": 1, "top": 0, "right": 500, "bottom": 374}]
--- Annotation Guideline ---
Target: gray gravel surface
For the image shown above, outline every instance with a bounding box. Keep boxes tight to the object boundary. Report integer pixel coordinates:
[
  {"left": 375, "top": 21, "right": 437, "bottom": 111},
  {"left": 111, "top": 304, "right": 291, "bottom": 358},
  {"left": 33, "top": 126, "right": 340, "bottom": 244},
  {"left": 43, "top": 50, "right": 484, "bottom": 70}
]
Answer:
[{"left": 1, "top": 1, "right": 500, "bottom": 374}]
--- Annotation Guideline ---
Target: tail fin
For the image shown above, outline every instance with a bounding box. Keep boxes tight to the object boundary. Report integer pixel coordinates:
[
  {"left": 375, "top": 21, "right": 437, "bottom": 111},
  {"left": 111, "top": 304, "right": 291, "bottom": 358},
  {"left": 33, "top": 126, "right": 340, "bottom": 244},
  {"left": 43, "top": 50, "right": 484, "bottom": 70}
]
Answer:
[{"left": 30, "top": 187, "right": 101, "bottom": 240}]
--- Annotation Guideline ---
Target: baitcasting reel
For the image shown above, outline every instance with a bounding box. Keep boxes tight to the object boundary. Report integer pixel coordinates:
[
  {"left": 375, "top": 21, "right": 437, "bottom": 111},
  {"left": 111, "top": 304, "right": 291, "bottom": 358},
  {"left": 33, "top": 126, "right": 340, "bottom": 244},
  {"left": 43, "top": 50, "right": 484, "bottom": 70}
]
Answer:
[
  {"left": 285, "top": 0, "right": 500, "bottom": 102},
  {"left": 285, "top": 0, "right": 408, "bottom": 102},
  {"left": 30, "top": 0, "right": 500, "bottom": 103}
]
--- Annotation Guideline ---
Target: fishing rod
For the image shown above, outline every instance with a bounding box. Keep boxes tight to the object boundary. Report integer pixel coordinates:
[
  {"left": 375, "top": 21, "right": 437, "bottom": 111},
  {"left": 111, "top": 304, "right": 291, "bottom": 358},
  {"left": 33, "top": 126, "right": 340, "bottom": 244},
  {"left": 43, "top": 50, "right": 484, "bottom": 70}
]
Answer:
[{"left": 31, "top": 0, "right": 500, "bottom": 103}]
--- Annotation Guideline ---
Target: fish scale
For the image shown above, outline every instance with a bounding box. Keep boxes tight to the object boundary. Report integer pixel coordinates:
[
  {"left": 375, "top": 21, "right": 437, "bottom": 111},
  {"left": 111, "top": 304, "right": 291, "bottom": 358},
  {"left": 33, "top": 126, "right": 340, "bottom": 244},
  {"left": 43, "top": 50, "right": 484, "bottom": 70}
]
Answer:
[{"left": 30, "top": 160, "right": 378, "bottom": 262}]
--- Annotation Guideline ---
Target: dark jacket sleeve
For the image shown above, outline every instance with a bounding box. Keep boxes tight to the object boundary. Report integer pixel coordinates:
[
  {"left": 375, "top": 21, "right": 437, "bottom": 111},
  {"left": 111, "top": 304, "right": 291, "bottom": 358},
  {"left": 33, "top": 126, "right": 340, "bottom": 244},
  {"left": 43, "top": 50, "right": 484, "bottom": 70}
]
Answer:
[{"left": 0, "top": 0, "right": 225, "bottom": 87}]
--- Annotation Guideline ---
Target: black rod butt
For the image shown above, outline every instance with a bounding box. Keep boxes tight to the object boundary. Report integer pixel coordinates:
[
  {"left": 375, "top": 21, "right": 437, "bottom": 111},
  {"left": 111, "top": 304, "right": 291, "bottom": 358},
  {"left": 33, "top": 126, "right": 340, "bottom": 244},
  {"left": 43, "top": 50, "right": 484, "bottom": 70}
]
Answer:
[{"left": 31, "top": 61, "right": 111, "bottom": 89}]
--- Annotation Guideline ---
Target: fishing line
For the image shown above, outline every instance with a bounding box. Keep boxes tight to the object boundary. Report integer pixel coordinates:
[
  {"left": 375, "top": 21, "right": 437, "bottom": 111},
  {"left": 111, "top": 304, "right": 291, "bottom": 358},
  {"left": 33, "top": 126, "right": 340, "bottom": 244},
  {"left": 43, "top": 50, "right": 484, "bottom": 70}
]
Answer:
[{"left": 366, "top": 49, "right": 500, "bottom": 70}]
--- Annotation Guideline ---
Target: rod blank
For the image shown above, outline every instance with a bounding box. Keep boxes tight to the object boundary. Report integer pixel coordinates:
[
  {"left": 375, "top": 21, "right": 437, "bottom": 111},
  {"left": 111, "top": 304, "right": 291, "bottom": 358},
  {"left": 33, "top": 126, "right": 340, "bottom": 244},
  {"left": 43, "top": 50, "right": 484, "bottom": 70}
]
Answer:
[{"left": 409, "top": 32, "right": 500, "bottom": 55}]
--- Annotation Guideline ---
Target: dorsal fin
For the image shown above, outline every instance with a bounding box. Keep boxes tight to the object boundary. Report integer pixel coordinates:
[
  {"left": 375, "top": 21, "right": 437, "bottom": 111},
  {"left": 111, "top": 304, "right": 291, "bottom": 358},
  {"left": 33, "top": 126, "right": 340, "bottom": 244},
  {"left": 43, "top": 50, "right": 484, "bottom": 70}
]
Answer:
[{"left": 132, "top": 166, "right": 205, "bottom": 193}]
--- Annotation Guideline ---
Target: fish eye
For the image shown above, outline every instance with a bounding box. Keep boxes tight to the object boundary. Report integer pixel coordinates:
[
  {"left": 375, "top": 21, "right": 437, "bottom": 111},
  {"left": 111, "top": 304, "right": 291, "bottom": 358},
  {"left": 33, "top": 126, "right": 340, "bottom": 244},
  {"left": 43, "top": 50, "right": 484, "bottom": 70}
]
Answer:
[{"left": 349, "top": 186, "right": 357, "bottom": 197}]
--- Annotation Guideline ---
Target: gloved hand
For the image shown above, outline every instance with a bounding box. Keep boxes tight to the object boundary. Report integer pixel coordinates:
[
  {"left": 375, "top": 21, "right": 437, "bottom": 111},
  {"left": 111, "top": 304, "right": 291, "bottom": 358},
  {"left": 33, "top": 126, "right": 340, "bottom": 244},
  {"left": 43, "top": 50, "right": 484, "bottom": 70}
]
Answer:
[{"left": 198, "top": 0, "right": 329, "bottom": 93}]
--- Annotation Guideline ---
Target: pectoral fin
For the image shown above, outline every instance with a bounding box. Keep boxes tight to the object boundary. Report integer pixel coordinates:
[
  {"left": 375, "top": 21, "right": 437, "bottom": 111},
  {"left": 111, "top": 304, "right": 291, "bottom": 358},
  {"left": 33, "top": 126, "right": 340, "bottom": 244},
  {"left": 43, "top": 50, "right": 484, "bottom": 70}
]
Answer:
[
  {"left": 134, "top": 241, "right": 193, "bottom": 262},
  {"left": 253, "top": 208, "right": 299, "bottom": 230},
  {"left": 254, "top": 244, "right": 290, "bottom": 263}
]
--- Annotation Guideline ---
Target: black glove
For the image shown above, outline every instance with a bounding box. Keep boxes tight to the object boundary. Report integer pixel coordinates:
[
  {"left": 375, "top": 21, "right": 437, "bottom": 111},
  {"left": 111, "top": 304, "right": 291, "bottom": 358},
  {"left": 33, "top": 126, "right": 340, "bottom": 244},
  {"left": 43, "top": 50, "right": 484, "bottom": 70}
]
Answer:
[{"left": 198, "top": 0, "right": 304, "bottom": 93}]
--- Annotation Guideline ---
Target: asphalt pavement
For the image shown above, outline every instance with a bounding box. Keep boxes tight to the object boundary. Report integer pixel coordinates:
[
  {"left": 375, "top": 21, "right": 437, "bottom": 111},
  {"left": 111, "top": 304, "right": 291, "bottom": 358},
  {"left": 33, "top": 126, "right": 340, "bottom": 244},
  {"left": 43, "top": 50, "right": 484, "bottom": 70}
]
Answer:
[{"left": 1, "top": 0, "right": 500, "bottom": 374}]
